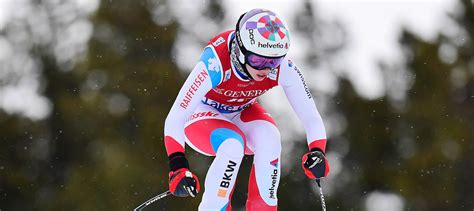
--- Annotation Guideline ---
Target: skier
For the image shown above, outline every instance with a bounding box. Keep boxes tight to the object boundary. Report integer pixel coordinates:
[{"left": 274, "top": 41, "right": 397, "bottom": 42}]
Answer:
[{"left": 164, "top": 8, "right": 329, "bottom": 211}]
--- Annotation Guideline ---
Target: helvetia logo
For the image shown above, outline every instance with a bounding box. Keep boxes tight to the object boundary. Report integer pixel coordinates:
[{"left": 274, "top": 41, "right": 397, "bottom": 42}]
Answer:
[
  {"left": 269, "top": 158, "right": 279, "bottom": 199},
  {"left": 258, "top": 42, "right": 284, "bottom": 49},
  {"left": 268, "top": 169, "right": 278, "bottom": 199},
  {"left": 270, "top": 158, "right": 279, "bottom": 168}
]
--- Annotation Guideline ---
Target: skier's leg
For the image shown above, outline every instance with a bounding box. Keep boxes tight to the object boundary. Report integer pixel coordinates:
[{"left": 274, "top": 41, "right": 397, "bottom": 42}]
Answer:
[
  {"left": 234, "top": 103, "right": 281, "bottom": 211},
  {"left": 198, "top": 137, "right": 244, "bottom": 211},
  {"left": 184, "top": 105, "right": 245, "bottom": 211}
]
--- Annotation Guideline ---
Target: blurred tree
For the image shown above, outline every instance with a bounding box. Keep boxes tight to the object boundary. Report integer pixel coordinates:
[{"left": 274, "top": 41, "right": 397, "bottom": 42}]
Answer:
[
  {"left": 1, "top": 0, "right": 96, "bottom": 210},
  {"left": 328, "top": 0, "right": 474, "bottom": 210},
  {"left": 1, "top": 0, "right": 473, "bottom": 210},
  {"left": 1, "top": 0, "right": 185, "bottom": 210},
  {"left": 391, "top": 0, "right": 474, "bottom": 209},
  {"left": 48, "top": 0, "right": 187, "bottom": 210},
  {"left": 0, "top": 112, "right": 50, "bottom": 210}
]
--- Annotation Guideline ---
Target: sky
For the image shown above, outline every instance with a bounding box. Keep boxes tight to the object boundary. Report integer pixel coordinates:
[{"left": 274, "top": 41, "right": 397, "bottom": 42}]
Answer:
[
  {"left": 219, "top": 0, "right": 456, "bottom": 99},
  {"left": 317, "top": 0, "right": 456, "bottom": 99},
  {"left": 0, "top": 0, "right": 456, "bottom": 118},
  {"left": 0, "top": 0, "right": 98, "bottom": 120}
]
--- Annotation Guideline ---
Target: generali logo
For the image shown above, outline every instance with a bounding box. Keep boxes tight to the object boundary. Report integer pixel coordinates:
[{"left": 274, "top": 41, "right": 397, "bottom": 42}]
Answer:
[{"left": 222, "top": 89, "right": 270, "bottom": 98}]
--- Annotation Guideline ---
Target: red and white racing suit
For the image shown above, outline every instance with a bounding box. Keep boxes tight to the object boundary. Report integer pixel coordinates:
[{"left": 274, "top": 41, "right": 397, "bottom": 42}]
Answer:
[{"left": 164, "top": 30, "right": 327, "bottom": 211}]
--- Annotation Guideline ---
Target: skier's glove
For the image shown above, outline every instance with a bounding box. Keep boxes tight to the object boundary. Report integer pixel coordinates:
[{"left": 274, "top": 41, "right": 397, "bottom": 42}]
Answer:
[
  {"left": 301, "top": 148, "right": 330, "bottom": 179},
  {"left": 168, "top": 152, "right": 200, "bottom": 197}
]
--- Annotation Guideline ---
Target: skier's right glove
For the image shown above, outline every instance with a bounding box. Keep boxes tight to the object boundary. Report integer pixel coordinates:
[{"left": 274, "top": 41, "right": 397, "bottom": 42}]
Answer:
[
  {"left": 168, "top": 152, "right": 200, "bottom": 197},
  {"left": 301, "top": 148, "right": 330, "bottom": 179}
]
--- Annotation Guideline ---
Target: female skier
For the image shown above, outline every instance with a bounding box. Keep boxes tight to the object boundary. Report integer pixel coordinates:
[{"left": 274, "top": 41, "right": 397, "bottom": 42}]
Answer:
[{"left": 164, "top": 8, "right": 330, "bottom": 211}]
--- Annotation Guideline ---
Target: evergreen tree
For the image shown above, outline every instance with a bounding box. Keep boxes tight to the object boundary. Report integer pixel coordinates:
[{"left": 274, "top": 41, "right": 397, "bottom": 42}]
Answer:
[
  {"left": 392, "top": 0, "right": 474, "bottom": 209},
  {"left": 329, "top": 0, "right": 474, "bottom": 210}
]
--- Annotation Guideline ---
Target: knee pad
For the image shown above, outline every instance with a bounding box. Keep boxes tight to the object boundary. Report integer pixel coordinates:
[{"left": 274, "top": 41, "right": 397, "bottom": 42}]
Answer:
[
  {"left": 211, "top": 128, "right": 245, "bottom": 159},
  {"left": 216, "top": 138, "right": 244, "bottom": 159},
  {"left": 251, "top": 124, "right": 281, "bottom": 155}
]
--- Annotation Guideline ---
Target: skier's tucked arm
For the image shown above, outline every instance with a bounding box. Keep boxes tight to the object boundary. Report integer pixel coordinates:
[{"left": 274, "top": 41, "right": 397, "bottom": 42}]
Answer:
[
  {"left": 164, "top": 45, "right": 224, "bottom": 197},
  {"left": 279, "top": 59, "right": 330, "bottom": 179}
]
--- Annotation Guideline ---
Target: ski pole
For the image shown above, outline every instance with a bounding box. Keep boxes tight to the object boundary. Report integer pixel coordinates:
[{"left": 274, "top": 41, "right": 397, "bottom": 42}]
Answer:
[
  {"left": 133, "top": 190, "right": 172, "bottom": 211},
  {"left": 316, "top": 179, "right": 327, "bottom": 211}
]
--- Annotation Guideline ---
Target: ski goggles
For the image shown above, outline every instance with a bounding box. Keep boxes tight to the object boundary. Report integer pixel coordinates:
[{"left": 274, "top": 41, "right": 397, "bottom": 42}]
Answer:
[{"left": 246, "top": 53, "right": 284, "bottom": 70}]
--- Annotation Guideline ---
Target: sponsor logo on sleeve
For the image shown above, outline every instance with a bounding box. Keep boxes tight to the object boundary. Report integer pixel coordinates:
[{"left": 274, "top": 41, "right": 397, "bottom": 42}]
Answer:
[
  {"left": 293, "top": 65, "right": 312, "bottom": 99},
  {"left": 207, "top": 57, "right": 221, "bottom": 73},
  {"left": 212, "top": 37, "right": 225, "bottom": 47},
  {"left": 200, "top": 47, "right": 222, "bottom": 87},
  {"left": 179, "top": 70, "right": 209, "bottom": 109},
  {"left": 288, "top": 59, "right": 293, "bottom": 67}
]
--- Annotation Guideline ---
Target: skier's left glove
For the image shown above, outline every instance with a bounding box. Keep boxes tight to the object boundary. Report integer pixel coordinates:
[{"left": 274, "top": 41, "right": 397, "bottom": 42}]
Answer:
[
  {"left": 301, "top": 148, "right": 330, "bottom": 179},
  {"left": 168, "top": 152, "right": 200, "bottom": 197}
]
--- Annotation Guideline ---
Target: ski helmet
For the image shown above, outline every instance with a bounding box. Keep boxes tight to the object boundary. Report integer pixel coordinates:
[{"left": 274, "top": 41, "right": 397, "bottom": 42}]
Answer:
[{"left": 235, "top": 9, "right": 290, "bottom": 59}]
